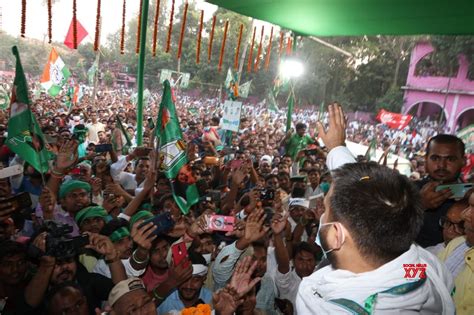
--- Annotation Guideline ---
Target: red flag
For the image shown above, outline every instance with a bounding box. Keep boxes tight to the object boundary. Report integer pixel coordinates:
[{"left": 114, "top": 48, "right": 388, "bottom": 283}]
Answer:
[
  {"left": 376, "top": 109, "right": 412, "bottom": 129},
  {"left": 64, "top": 19, "right": 88, "bottom": 49}
]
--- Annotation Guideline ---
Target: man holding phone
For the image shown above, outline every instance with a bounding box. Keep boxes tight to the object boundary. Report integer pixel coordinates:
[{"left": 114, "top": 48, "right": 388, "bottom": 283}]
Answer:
[
  {"left": 110, "top": 147, "right": 152, "bottom": 196},
  {"left": 416, "top": 134, "right": 467, "bottom": 247}
]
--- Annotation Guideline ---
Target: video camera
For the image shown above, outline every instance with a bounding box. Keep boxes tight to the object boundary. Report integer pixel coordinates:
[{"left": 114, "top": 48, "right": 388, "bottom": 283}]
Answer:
[{"left": 42, "top": 221, "right": 90, "bottom": 258}]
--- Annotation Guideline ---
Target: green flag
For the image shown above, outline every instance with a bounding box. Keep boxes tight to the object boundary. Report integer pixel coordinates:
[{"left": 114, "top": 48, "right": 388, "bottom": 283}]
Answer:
[
  {"left": 7, "top": 47, "right": 50, "bottom": 173},
  {"left": 156, "top": 80, "right": 199, "bottom": 214},
  {"left": 286, "top": 93, "right": 294, "bottom": 132},
  {"left": 65, "top": 86, "right": 74, "bottom": 108},
  {"left": 224, "top": 68, "right": 233, "bottom": 90},
  {"left": 267, "top": 90, "right": 279, "bottom": 112},
  {"left": 87, "top": 59, "right": 98, "bottom": 86},
  {"left": 239, "top": 80, "right": 252, "bottom": 98},
  {"left": 365, "top": 138, "right": 377, "bottom": 161},
  {"left": 0, "top": 85, "right": 10, "bottom": 110},
  {"left": 116, "top": 115, "right": 132, "bottom": 147}
]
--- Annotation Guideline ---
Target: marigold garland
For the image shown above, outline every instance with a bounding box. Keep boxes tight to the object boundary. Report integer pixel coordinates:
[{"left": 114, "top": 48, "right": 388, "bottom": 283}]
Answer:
[
  {"left": 21, "top": 0, "right": 26, "bottom": 38},
  {"left": 72, "top": 0, "right": 77, "bottom": 48},
  {"left": 254, "top": 25, "right": 264, "bottom": 72},
  {"left": 218, "top": 20, "right": 229, "bottom": 72},
  {"left": 208, "top": 15, "right": 216, "bottom": 62},
  {"left": 152, "top": 0, "right": 161, "bottom": 56},
  {"left": 181, "top": 304, "right": 212, "bottom": 315},
  {"left": 165, "top": 0, "right": 175, "bottom": 53},
  {"left": 47, "top": 0, "right": 52, "bottom": 43},
  {"left": 94, "top": 0, "right": 102, "bottom": 51},
  {"left": 286, "top": 36, "right": 292, "bottom": 56},
  {"left": 264, "top": 26, "right": 273, "bottom": 70},
  {"left": 120, "top": 0, "right": 126, "bottom": 54},
  {"left": 247, "top": 26, "right": 256, "bottom": 73},
  {"left": 136, "top": 0, "right": 143, "bottom": 54},
  {"left": 196, "top": 10, "right": 204, "bottom": 64},
  {"left": 177, "top": 2, "right": 188, "bottom": 60},
  {"left": 234, "top": 23, "right": 243, "bottom": 70}
]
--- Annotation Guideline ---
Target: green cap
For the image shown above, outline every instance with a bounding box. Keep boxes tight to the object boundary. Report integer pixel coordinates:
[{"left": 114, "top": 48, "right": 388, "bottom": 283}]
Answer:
[
  {"left": 75, "top": 206, "right": 108, "bottom": 226},
  {"left": 59, "top": 180, "right": 91, "bottom": 199},
  {"left": 129, "top": 210, "right": 153, "bottom": 228}
]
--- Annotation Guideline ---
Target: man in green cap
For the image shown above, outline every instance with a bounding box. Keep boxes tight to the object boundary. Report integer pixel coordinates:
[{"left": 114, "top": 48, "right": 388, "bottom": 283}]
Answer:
[
  {"left": 37, "top": 179, "right": 92, "bottom": 237},
  {"left": 75, "top": 205, "right": 109, "bottom": 234}
]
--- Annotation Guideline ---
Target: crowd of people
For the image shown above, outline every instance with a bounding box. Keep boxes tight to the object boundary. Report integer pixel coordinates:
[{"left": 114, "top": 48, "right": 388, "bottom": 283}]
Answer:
[{"left": 0, "top": 77, "right": 473, "bottom": 315}]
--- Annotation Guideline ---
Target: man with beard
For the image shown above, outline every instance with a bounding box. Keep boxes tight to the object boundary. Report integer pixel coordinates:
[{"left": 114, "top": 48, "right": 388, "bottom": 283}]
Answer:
[
  {"left": 157, "top": 252, "right": 212, "bottom": 314},
  {"left": 37, "top": 180, "right": 92, "bottom": 237},
  {"left": 296, "top": 104, "right": 455, "bottom": 314},
  {"left": 416, "top": 134, "right": 466, "bottom": 247},
  {"left": 438, "top": 191, "right": 474, "bottom": 315},
  {"left": 22, "top": 233, "right": 126, "bottom": 314},
  {"left": 142, "top": 237, "right": 171, "bottom": 292}
]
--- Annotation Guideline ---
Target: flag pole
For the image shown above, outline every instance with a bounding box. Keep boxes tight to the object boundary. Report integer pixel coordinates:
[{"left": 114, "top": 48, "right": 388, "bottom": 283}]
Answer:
[
  {"left": 136, "top": 0, "right": 150, "bottom": 146},
  {"left": 285, "top": 32, "right": 297, "bottom": 133}
]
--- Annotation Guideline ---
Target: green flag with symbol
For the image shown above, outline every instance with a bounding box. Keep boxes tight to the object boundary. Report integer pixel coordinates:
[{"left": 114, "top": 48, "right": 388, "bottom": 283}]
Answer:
[
  {"left": 7, "top": 47, "right": 50, "bottom": 173},
  {"left": 87, "top": 60, "right": 98, "bottom": 86},
  {"left": 156, "top": 80, "right": 199, "bottom": 214},
  {"left": 365, "top": 138, "right": 377, "bottom": 161}
]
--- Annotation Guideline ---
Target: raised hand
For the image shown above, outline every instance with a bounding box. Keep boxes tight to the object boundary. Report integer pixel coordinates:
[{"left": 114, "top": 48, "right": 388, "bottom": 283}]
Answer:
[
  {"left": 55, "top": 140, "right": 79, "bottom": 172},
  {"left": 168, "top": 258, "right": 193, "bottom": 287},
  {"left": 213, "top": 287, "right": 242, "bottom": 315},
  {"left": 130, "top": 221, "right": 157, "bottom": 251},
  {"left": 187, "top": 213, "right": 211, "bottom": 238},
  {"left": 225, "top": 219, "right": 245, "bottom": 238},
  {"left": 229, "top": 256, "right": 262, "bottom": 298},
  {"left": 316, "top": 103, "right": 346, "bottom": 151},
  {"left": 271, "top": 212, "right": 289, "bottom": 236},
  {"left": 142, "top": 170, "right": 157, "bottom": 192},
  {"left": 243, "top": 208, "right": 269, "bottom": 243},
  {"left": 85, "top": 233, "right": 117, "bottom": 260}
]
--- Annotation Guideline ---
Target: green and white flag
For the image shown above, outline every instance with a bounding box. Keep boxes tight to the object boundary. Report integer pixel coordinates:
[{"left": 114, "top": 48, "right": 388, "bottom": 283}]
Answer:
[
  {"left": 8, "top": 47, "right": 50, "bottom": 173},
  {"left": 239, "top": 80, "right": 252, "bottom": 98},
  {"left": 87, "top": 59, "right": 98, "bottom": 86},
  {"left": 0, "top": 85, "right": 10, "bottom": 110},
  {"left": 40, "top": 48, "right": 71, "bottom": 97},
  {"left": 267, "top": 90, "right": 279, "bottom": 112},
  {"left": 156, "top": 80, "right": 199, "bottom": 214},
  {"left": 224, "top": 68, "right": 233, "bottom": 89},
  {"left": 365, "top": 138, "right": 377, "bottom": 161}
]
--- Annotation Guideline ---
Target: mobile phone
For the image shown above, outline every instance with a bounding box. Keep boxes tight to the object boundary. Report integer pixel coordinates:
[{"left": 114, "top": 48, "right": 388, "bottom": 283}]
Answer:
[
  {"left": 203, "top": 156, "right": 219, "bottom": 165},
  {"left": 259, "top": 188, "right": 275, "bottom": 201},
  {"left": 207, "top": 215, "right": 235, "bottom": 232},
  {"left": 0, "top": 165, "right": 24, "bottom": 179},
  {"left": 229, "top": 159, "right": 243, "bottom": 170},
  {"left": 436, "top": 183, "right": 473, "bottom": 199},
  {"left": 3, "top": 192, "right": 32, "bottom": 210},
  {"left": 139, "top": 212, "right": 175, "bottom": 235},
  {"left": 95, "top": 144, "right": 112, "bottom": 153},
  {"left": 172, "top": 242, "right": 188, "bottom": 266}
]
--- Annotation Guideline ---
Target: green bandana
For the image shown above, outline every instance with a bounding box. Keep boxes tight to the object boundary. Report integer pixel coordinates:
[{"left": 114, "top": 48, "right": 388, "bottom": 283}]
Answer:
[
  {"left": 75, "top": 206, "right": 108, "bottom": 226},
  {"left": 109, "top": 227, "right": 130, "bottom": 243},
  {"left": 129, "top": 210, "right": 153, "bottom": 229},
  {"left": 59, "top": 180, "right": 91, "bottom": 199}
]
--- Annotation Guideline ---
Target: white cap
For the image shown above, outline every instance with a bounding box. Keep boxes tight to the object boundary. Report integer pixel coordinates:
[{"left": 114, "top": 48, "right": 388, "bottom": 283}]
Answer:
[
  {"left": 260, "top": 155, "right": 273, "bottom": 164},
  {"left": 108, "top": 277, "right": 146, "bottom": 306},
  {"left": 289, "top": 198, "right": 309, "bottom": 209}
]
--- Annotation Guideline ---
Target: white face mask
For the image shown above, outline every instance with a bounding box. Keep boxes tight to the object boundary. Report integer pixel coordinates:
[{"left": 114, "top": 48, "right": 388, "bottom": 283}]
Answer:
[
  {"left": 202, "top": 253, "right": 212, "bottom": 265},
  {"left": 315, "top": 213, "right": 345, "bottom": 259}
]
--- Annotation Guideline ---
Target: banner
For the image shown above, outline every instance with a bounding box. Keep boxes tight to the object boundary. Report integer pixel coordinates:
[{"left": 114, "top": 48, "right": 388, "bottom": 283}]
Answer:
[
  {"left": 239, "top": 80, "right": 252, "bottom": 98},
  {"left": 221, "top": 100, "right": 242, "bottom": 132},
  {"left": 376, "top": 109, "right": 412, "bottom": 130},
  {"left": 457, "top": 124, "right": 474, "bottom": 152}
]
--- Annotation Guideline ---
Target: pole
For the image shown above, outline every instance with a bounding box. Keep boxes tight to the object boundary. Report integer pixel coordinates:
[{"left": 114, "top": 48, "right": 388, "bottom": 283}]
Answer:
[
  {"left": 136, "top": 0, "right": 149, "bottom": 146},
  {"left": 285, "top": 33, "right": 298, "bottom": 133},
  {"left": 91, "top": 52, "right": 100, "bottom": 105}
]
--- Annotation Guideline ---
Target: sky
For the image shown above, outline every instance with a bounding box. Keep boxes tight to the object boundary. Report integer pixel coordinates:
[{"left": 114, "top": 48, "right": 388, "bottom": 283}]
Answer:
[{"left": 1, "top": 0, "right": 220, "bottom": 44}]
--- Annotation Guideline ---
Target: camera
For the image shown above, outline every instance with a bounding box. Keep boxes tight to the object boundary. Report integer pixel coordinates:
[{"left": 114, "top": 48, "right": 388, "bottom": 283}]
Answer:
[
  {"left": 259, "top": 188, "right": 275, "bottom": 201},
  {"left": 44, "top": 221, "right": 90, "bottom": 258}
]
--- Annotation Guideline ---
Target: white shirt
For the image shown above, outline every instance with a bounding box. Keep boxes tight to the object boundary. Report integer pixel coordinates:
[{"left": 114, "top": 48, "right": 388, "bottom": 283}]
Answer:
[
  {"left": 92, "top": 258, "right": 145, "bottom": 278},
  {"left": 275, "top": 268, "right": 302, "bottom": 305},
  {"left": 86, "top": 122, "right": 105, "bottom": 144},
  {"left": 110, "top": 155, "right": 144, "bottom": 194}
]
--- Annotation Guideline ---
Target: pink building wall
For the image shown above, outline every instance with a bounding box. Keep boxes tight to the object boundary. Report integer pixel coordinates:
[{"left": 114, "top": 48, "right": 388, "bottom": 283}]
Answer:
[{"left": 402, "top": 42, "right": 474, "bottom": 133}]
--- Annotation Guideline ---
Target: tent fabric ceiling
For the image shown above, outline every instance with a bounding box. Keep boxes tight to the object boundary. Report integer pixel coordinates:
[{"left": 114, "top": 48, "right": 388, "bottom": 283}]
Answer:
[{"left": 206, "top": 0, "right": 474, "bottom": 36}]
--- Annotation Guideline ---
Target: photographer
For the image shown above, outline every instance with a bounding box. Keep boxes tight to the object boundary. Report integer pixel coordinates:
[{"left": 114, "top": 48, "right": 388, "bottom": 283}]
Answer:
[{"left": 22, "top": 231, "right": 126, "bottom": 314}]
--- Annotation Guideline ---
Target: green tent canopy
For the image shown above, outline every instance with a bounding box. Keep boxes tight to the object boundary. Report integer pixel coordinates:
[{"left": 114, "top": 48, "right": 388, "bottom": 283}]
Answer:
[{"left": 206, "top": 0, "right": 474, "bottom": 36}]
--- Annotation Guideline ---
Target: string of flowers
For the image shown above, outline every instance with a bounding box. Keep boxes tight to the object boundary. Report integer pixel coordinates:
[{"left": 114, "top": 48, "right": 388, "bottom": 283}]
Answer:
[
  {"left": 21, "top": 0, "right": 26, "bottom": 38},
  {"left": 247, "top": 26, "right": 256, "bottom": 73},
  {"left": 94, "top": 0, "right": 102, "bottom": 51},
  {"left": 196, "top": 10, "right": 204, "bottom": 64},
  {"left": 234, "top": 24, "right": 243, "bottom": 70},
  {"left": 47, "top": 0, "right": 52, "bottom": 43},
  {"left": 254, "top": 25, "right": 264, "bottom": 72},
  {"left": 207, "top": 15, "right": 216, "bottom": 62},
  {"left": 136, "top": 0, "right": 143, "bottom": 54},
  {"left": 286, "top": 36, "right": 292, "bottom": 55},
  {"left": 73, "top": 0, "right": 77, "bottom": 48},
  {"left": 177, "top": 2, "right": 188, "bottom": 60},
  {"left": 152, "top": 0, "right": 161, "bottom": 56},
  {"left": 165, "top": 0, "right": 175, "bottom": 53},
  {"left": 218, "top": 20, "right": 229, "bottom": 72},
  {"left": 264, "top": 26, "right": 273, "bottom": 70},
  {"left": 120, "top": 0, "right": 126, "bottom": 54},
  {"left": 277, "top": 31, "right": 284, "bottom": 65}
]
